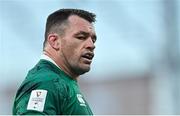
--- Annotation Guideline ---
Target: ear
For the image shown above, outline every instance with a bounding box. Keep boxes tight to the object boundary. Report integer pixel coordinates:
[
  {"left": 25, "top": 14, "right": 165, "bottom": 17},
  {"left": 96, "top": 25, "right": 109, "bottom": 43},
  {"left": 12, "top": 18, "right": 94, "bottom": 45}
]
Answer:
[{"left": 47, "top": 33, "right": 60, "bottom": 50}]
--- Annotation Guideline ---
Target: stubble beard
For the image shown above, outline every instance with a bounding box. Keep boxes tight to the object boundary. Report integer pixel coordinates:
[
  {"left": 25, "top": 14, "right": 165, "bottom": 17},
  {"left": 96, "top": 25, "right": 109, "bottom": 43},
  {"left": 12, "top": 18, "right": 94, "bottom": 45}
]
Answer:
[
  {"left": 61, "top": 52, "right": 90, "bottom": 77},
  {"left": 69, "top": 59, "right": 91, "bottom": 76}
]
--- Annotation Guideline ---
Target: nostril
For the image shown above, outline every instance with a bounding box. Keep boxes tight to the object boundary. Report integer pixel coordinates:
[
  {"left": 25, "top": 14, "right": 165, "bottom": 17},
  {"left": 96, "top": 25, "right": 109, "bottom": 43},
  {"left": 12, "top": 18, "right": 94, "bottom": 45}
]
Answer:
[{"left": 86, "top": 45, "right": 95, "bottom": 51}]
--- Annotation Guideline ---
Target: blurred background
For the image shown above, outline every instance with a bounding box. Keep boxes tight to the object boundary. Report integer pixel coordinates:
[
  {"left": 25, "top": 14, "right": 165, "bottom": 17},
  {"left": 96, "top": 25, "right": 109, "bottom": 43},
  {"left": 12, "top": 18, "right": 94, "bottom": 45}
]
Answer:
[{"left": 1, "top": 0, "right": 180, "bottom": 114}]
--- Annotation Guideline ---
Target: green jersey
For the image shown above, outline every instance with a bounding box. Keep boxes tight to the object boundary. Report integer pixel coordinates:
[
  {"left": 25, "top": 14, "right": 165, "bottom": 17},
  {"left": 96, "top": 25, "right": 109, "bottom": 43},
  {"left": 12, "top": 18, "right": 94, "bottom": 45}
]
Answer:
[{"left": 12, "top": 59, "right": 93, "bottom": 115}]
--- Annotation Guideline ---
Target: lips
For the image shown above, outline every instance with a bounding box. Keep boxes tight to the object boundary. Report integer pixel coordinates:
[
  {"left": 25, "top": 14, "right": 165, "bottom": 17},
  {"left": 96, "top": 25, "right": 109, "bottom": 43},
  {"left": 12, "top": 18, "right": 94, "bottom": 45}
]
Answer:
[{"left": 81, "top": 52, "right": 94, "bottom": 63}]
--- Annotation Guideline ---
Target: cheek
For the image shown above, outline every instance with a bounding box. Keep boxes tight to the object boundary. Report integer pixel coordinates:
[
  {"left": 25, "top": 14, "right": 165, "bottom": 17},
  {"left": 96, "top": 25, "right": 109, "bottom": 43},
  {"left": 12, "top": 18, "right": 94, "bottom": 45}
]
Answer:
[
  {"left": 61, "top": 38, "right": 83, "bottom": 61},
  {"left": 64, "top": 42, "right": 81, "bottom": 59}
]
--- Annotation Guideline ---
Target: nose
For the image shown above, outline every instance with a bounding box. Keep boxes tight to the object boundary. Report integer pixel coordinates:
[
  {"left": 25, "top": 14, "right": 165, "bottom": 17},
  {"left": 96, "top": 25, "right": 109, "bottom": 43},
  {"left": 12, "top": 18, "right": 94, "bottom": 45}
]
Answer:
[{"left": 85, "top": 37, "right": 95, "bottom": 51}]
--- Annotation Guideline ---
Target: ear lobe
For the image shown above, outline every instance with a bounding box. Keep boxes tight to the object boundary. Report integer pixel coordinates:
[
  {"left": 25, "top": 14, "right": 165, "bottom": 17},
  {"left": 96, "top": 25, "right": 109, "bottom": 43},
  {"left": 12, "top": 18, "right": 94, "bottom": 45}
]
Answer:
[{"left": 47, "top": 34, "right": 60, "bottom": 50}]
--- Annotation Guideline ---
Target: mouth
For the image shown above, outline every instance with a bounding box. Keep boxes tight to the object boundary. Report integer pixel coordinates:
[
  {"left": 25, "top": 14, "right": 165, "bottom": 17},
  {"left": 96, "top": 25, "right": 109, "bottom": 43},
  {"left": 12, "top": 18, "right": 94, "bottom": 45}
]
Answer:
[{"left": 81, "top": 52, "right": 94, "bottom": 64}]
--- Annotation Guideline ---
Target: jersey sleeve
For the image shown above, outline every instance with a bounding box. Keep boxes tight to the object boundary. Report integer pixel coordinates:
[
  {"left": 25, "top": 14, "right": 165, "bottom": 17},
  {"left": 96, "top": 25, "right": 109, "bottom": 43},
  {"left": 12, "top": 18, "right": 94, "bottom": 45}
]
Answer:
[{"left": 13, "top": 79, "right": 66, "bottom": 115}]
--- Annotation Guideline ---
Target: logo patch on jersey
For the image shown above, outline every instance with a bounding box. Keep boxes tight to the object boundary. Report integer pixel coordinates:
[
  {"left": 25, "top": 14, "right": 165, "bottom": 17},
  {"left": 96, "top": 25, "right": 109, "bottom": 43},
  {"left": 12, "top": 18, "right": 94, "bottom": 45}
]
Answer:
[
  {"left": 27, "top": 90, "right": 47, "bottom": 112},
  {"left": 77, "top": 94, "right": 86, "bottom": 106}
]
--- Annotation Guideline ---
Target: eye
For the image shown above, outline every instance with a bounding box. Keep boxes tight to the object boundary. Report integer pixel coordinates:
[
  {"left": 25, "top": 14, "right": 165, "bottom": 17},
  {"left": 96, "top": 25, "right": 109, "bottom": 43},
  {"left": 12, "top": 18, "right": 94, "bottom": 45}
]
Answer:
[
  {"left": 92, "top": 39, "right": 96, "bottom": 43},
  {"left": 76, "top": 36, "right": 86, "bottom": 40},
  {"left": 92, "top": 36, "right": 97, "bottom": 43}
]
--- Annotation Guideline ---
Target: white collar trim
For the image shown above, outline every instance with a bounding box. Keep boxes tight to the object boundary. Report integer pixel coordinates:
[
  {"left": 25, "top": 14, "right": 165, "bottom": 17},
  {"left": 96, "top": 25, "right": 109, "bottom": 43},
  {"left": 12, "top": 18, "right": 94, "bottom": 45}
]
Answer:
[{"left": 40, "top": 54, "right": 61, "bottom": 70}]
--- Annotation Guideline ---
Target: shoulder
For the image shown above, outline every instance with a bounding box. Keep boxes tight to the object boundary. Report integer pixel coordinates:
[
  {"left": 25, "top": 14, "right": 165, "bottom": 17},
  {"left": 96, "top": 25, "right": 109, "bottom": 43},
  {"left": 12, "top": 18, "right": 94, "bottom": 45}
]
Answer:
[
  {"left": 13, "top": 73, "right": 68, "bottom": 115},
  {"left": 16, "top": 62, "right": 70, "bottom": 102},
  {"left": 20, "top": 71, "right": 68, "bottom": 95}
]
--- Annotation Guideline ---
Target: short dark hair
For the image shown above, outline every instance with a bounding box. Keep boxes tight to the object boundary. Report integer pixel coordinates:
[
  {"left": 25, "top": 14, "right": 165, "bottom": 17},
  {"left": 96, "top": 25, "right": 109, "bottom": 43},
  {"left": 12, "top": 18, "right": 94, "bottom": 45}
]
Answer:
[{"left": 43, "top": 8, "right": 96, "bottom": 48}]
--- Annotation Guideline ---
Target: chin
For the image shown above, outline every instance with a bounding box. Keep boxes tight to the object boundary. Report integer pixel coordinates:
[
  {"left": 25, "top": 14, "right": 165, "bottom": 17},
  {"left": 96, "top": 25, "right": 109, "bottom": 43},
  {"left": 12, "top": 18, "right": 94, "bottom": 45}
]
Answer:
[
  {"left": 76, "top": 66, "right": 91, "bottom": 75},
  {"left": 83, "top": 67, "right": 90, "bottom": 72},
  {"left": 82, "top": 64, "right": 91, "bottom": 71}
]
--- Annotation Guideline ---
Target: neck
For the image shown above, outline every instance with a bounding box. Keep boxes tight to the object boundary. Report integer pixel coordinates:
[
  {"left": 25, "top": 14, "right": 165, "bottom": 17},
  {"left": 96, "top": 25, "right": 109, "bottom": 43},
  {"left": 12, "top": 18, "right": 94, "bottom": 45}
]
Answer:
[{"left": 43, "top": 50, "right": 79, "bottom": 80}]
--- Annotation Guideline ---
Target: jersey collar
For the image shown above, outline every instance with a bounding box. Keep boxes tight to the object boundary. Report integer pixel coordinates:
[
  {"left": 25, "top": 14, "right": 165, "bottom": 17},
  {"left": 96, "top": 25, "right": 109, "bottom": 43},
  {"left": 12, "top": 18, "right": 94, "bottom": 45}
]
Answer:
[{"left": 40, "top": 54, "right": 62, "bottom": 70}]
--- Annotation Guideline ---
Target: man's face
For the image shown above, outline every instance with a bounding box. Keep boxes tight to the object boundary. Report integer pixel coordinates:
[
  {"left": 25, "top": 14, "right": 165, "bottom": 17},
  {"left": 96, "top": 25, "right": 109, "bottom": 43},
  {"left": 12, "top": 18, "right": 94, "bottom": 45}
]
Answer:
[{"left": 59, "top": 15, "right": 96, "bottom": 76}]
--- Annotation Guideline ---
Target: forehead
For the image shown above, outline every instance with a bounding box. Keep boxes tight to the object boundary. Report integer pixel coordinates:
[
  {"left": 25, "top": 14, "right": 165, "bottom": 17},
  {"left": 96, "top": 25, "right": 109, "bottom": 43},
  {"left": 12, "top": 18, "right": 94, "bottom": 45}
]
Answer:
[{"left": 67, "top": 15, "right": 95, "bottom": 34}]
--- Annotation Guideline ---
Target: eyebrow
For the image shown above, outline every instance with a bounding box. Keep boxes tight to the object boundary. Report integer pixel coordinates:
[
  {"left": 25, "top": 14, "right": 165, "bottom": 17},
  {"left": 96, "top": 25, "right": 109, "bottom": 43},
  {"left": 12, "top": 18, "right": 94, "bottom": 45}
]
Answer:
[
  {"left": 74, "top": 31, "right": 89, "bottom": 36},
  {"left": 74, "top": 31, "right": 97, "bottom": 41}
]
